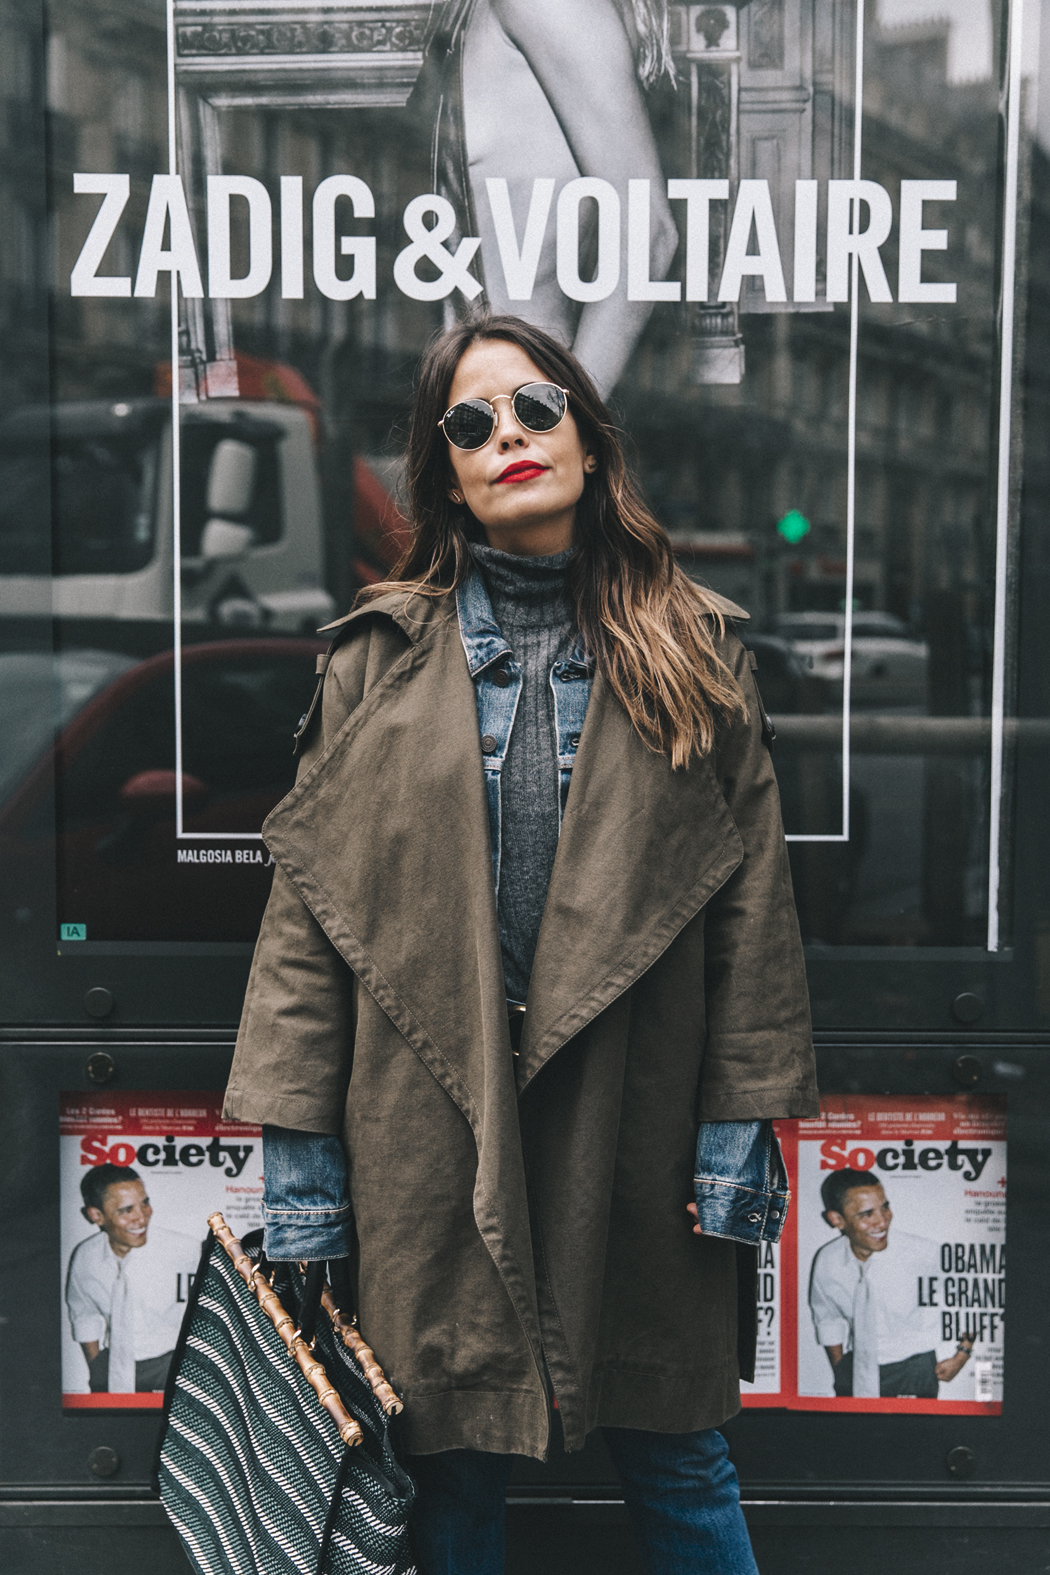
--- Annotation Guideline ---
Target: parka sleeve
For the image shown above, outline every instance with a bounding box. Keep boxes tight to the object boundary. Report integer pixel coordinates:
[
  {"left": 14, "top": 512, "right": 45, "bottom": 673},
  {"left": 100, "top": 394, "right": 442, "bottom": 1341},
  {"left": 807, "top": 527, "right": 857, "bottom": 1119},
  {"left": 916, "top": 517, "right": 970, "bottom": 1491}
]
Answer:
[
  {"left": 223, "top": 864, "right": 356, "bottom": 1132},
  {"left": 697, "top": 633, "right": 819, "bottom": 1121},
  {"left": 223, "top": 622, "right": 378, "bottom": 1134}
]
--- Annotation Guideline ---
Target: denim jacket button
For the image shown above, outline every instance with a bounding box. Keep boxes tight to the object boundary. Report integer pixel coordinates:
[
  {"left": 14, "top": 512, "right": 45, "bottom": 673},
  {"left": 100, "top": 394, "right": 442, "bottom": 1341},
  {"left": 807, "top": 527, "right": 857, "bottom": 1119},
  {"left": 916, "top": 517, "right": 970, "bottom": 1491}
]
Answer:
[
  {"left": 770, "top": 1209, "right": 780, "bottom": 1219},
  {"left": 481, "top": 734, "right": 498, "bottom": 755},
  {"left": 492, "top": 668, "right": 510, "bottom": 687},
  {"left": 569, "top": 733, "right": 581, "bottom": 747}
]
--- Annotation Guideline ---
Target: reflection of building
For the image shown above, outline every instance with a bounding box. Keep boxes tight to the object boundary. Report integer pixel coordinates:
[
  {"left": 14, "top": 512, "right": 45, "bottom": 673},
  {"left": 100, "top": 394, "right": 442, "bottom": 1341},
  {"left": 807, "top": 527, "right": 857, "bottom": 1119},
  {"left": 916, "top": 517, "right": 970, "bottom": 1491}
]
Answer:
[
  {"left": 634, "top": 16, "right": 1001, "bottom": 644},
  {"left": 40, "top": 0, "right": 170, "bottom": 406},
  {"left": 172, "top": 1, "right": 431, "bottom": 399},
  {"left": 666, "top": 0, "right": 854, "bottom": 381},
  {"left": 0, "top": 8, "right": 52, "bottom": 413}
]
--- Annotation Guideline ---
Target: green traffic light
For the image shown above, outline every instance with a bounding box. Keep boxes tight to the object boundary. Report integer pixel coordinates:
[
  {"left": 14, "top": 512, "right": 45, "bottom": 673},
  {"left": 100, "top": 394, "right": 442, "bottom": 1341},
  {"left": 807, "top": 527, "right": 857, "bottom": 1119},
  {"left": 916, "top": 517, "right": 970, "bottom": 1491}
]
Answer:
[{"left": 776, "top": 509, "right": 811, "bottom": 545}]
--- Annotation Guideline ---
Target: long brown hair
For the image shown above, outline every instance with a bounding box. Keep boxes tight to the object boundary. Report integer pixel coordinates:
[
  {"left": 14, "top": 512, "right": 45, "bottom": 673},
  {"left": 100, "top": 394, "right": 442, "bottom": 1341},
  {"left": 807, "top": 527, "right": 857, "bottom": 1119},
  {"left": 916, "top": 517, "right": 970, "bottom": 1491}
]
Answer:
[{"left": 362, "top": 316, "right": 746, "bottom": 768}]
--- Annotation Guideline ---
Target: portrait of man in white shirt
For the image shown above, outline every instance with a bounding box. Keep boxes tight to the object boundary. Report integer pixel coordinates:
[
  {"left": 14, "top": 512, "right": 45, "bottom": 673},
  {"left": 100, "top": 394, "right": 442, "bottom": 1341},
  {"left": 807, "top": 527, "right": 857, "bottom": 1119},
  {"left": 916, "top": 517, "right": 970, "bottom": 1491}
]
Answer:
[
  {"left": 65, "top": 1164, "right": 201, "bottom": 1394},
  {"left": 808, "top": 1168, "right": 973, "bottom": 1398}
]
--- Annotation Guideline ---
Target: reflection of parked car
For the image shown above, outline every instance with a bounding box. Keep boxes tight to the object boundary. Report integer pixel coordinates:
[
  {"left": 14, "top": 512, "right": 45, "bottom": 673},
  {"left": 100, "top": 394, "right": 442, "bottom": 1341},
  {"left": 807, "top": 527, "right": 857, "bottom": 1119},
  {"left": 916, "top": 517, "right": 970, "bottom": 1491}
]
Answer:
[
  {"left": 770, "top": 610, "right": 929, "bottom": 706},
  {"left": 0, "top": 640, "right": 323, "bottom": 945}
]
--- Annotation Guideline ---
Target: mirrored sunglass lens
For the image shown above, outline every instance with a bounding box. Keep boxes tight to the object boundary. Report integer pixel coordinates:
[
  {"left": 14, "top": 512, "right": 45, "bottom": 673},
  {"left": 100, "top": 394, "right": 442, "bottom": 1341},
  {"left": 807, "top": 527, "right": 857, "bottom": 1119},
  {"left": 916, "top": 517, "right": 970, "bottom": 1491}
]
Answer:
[
  {"left": 443, "top": 400, "right": 494, "bottom": 449},
  {"left": 513, "top": 383, "right": 565, "bottom": 432}
]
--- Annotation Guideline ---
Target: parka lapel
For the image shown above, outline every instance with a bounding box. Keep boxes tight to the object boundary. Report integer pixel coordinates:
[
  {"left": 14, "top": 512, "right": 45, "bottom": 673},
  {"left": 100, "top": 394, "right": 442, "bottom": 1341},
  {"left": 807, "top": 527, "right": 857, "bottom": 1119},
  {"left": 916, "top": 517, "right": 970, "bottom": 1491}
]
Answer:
[
  {"left": 262, "top": 597, "right": 545, "bottom": 1372},
  {"left": 516, "top": 672, "right": 745, "bottom": 1089},
  {"left": 261, "top": 600, "right": 512, "bottom": 1134}
]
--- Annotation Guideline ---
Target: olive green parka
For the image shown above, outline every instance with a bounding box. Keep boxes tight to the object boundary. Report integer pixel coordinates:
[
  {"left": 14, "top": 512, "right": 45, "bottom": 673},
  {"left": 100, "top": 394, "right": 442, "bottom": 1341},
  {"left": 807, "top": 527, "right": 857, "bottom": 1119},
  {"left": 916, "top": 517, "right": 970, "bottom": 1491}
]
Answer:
[{"left": 224, "top": 588, "right": 818, "bottom": 1459}]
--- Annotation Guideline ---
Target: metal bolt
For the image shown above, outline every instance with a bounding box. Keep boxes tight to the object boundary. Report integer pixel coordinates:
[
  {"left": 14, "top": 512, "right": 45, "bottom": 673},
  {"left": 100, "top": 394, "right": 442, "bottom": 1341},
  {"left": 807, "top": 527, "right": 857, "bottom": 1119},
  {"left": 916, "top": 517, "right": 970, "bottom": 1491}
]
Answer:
[
  {"left": 86, "top": 1052, "right": 116, "bottom": 1086},
  {"left": 945, "top": 1445, "right": 976, "bottom": 1480},
  {"left": 85, "top": 987, "right": 115, "bottom": 1020},
  {"left": 951, "top": 992, "right": 983, "bottom": 1025},
  {"left": 952, "top": 1055, "right": 983, "bottom": 1088},
  {"left": 88, "top": 1446, "right": 120, "bottom": 1478}
]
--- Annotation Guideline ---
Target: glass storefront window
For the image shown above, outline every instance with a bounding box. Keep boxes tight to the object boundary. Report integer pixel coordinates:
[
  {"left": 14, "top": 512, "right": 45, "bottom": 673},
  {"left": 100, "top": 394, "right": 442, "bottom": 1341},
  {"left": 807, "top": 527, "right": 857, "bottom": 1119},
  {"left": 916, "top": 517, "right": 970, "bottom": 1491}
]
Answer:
[{"left": 0, "top": 0, "right": 1047, "bottom": 1025}]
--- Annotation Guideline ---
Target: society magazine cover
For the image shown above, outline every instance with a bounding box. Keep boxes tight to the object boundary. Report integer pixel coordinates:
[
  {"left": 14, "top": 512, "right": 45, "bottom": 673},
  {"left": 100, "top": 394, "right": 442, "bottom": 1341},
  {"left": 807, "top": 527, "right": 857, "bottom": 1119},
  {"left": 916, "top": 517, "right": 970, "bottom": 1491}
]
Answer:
[
  {"left": 60, "top": 1091, "right": 263, "bottom": 1409},
  {"left": 741, "top": 1095, "right": 1006, "bottom": 1414}
]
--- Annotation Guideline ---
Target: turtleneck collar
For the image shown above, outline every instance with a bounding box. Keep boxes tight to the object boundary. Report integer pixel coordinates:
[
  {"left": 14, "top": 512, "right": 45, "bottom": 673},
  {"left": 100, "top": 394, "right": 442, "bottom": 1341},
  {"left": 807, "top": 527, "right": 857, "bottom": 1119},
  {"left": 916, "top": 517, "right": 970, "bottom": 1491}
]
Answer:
[{"left": 469, "top": 542, "right": 576, "bottom": 634}]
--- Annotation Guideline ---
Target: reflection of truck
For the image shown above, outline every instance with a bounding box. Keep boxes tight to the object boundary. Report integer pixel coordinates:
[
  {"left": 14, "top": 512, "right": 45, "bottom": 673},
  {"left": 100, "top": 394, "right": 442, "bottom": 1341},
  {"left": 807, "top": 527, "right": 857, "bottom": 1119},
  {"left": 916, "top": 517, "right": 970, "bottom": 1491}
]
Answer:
[{"left": 0, "top": 397, "right": 337, "bottom": 638}]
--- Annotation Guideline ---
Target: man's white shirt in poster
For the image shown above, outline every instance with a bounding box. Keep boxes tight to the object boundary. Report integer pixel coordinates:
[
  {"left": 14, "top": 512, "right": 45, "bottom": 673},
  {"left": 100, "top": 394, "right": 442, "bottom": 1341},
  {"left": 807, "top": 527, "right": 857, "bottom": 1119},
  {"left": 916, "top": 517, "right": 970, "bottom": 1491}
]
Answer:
[
  {"left": 65, "top": 1226, "right": 200, "bottom": 1391},
  {"left": 809, "top": 1229, "right": 954, "bottom": 1368}
]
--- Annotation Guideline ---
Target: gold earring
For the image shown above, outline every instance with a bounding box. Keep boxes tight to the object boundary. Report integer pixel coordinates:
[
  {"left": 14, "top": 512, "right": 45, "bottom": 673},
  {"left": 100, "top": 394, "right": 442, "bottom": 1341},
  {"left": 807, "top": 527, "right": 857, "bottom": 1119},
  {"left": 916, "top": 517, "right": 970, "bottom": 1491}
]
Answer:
[{"left": 450, "top": 491, "right": 462, "bottom": 504}]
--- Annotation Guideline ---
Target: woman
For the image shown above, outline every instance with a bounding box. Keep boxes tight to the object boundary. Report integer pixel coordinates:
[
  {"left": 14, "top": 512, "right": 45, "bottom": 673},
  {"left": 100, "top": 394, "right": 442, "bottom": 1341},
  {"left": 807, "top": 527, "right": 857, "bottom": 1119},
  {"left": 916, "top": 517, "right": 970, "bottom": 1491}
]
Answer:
[{"left": 224, "top": 315, "right": 817, "bottom": 1573}]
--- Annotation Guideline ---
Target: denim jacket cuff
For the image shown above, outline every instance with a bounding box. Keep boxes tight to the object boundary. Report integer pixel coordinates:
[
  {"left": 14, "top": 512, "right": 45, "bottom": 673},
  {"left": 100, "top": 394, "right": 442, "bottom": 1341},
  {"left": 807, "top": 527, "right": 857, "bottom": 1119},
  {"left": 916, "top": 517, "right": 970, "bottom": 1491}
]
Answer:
[
  {"left": 261, "top": 1204, "right": 352, "bottom": 1263},
  {"left": 261, "top": 1125, "right": 352, "bottom": 1262},
  {"left": 693, "top": 1120, "right": 790, "bottom": 1246}
]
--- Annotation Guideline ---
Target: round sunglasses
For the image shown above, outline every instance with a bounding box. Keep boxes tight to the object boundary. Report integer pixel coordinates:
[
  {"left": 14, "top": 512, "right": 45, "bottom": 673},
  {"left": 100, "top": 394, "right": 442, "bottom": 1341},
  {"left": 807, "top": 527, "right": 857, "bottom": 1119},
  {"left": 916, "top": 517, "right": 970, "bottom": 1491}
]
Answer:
[{"left": 439, "top": 382, "right": 569, "bottom": 451}]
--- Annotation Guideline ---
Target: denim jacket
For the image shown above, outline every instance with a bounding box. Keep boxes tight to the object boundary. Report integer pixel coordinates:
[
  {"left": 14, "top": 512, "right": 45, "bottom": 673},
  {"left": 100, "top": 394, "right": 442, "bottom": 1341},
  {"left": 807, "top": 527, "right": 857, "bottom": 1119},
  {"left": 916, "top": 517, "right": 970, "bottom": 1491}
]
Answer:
[{"left": 261, "top": 567, "right": 789, "bottom": 1259}]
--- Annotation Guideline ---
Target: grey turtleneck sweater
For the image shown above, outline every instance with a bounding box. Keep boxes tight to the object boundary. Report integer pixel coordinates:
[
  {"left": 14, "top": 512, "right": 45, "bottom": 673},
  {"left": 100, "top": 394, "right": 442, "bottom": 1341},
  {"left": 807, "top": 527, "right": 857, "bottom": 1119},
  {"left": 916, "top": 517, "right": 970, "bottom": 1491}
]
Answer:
[{"left": 470, "top": 542, "right": 577, "bottom": 1003}]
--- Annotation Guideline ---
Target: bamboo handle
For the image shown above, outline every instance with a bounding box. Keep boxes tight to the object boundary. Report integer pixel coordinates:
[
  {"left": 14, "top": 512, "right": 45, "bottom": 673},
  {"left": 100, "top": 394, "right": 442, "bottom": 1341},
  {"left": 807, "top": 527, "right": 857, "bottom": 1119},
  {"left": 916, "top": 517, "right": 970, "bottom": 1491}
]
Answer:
[
  {"left": 207, "top": 1213, "right": 363, "bottom": 1447},
  {"left": 320, "top": 1286, "right": 404, "bottom": 1416}
]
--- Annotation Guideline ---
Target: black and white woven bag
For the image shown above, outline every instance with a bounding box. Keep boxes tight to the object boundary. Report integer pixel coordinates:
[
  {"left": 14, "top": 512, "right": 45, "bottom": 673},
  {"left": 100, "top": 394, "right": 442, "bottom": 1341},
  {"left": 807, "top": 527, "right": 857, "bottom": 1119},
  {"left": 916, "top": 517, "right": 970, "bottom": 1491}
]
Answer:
[{"left": 156, "top": 1215, "right": 416, "bottom": 1575}]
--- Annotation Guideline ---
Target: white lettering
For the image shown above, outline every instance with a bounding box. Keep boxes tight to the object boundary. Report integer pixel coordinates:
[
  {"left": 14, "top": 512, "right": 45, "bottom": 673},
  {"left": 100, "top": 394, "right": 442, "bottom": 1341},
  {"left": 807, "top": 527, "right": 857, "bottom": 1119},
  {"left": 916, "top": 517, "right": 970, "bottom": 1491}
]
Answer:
[
  {"left": 314, "top": 175, "right": 376, "bottom": 301},
  {"left": 133, "top": 175, "right": 203, "bottom": 298},
  {"left": 180, "top": 846, "right": 267, "bottom": 864},
  {"left": 627, "top": 179, "right": 679, "bottom": 302},
  {"left": 898, "top": 179, "right": 957, "bottom": 304},
  {"left": 207, "top": 176, "right": 272, "bottom": 299},
  {"left": 485, "top": 177, "right": 554, "bottom": 301},
  {"left": 667, "top": 179, "right": 728, "bottom": 302},
  {"left": 826, "top": 180, "right": 894, "bottom": 303},
  {"left": 556, "top": 177, "right": 620, "bottom": 303},
  {"left": 70, "top": 174, "right": 131, "bottom": 296},
  {"left": 793, "top": 179, "right": 818, "bottom": 303},
  {"left": 281, "top": 175, "right": 304, "bottom": 299},
  {"left": 393, "top": 194, "right": 480, "bottom": 301},
  {"left": 718, "top": 180, "right": 787, "bottom": 304}
]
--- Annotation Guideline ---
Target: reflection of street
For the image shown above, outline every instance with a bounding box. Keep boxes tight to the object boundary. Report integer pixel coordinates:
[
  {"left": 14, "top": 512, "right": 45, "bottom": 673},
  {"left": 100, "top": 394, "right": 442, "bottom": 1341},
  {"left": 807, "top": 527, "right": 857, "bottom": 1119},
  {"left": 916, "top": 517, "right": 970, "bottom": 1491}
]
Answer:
[
  {"left": 848, "top": 752, "right": 924, "bottom": 937},
  {"left": 779, "top": 718, "right": 991, "bottom": 946}
]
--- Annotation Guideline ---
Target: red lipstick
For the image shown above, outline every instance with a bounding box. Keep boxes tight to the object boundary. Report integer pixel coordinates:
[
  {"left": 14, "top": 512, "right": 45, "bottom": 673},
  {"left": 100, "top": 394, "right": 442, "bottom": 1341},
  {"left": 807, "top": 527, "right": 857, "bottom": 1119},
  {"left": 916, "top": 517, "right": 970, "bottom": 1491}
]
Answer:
[{"left": 496, "top": 461, "right": 547, "bottom": 483}]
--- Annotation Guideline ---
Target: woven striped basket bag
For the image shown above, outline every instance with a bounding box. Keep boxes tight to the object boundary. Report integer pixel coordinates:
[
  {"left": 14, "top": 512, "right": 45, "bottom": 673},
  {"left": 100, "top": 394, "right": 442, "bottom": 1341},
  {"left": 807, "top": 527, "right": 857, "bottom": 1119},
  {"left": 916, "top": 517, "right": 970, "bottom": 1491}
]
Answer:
[{"left": 156, "top": 1213, "right": 416, "bottom": 1575}]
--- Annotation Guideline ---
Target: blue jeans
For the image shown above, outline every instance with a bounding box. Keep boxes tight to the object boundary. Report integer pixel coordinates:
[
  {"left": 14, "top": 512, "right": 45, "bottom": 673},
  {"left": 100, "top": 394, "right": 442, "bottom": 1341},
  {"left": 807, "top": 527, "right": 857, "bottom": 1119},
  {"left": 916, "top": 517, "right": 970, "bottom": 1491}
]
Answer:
[{"left": 408, "top": 1427, "right": 759, "bottom": 1575}]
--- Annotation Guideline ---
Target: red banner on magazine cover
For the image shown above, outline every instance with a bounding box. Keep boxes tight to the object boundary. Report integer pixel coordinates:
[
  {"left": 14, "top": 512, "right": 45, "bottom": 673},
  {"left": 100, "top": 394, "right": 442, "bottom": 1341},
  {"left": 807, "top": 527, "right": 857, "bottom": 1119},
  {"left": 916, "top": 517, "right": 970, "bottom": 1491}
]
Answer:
[
  {"left": 741, "top": 1094, "right": 1006, "bottom": 1414},
  {"left": 60, "top": 1092, "right": 263, "bottom": 1410}
]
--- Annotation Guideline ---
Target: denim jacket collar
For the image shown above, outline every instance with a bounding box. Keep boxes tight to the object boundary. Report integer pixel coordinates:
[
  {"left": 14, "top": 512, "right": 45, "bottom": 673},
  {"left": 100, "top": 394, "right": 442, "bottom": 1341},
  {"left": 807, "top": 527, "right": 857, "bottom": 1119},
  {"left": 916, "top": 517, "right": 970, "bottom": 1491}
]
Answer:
[
  {"left": 456, "top": 563, "right": 513, "bottom": 677},
  {"left": 456, "top": 565, "right": 594, "bottom": 891},
  {"left": 456, "top": 563, "right": 592, "bottom": 677}
]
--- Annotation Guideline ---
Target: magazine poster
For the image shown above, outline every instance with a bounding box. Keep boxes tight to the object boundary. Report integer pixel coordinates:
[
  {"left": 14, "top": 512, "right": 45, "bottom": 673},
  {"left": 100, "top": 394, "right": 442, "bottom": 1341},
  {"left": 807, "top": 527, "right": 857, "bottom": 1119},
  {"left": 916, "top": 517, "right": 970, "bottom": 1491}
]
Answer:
[
  {"left": 740, "top": 1094, "right": 1006, "bottom": 1415},
  {"left": 60, "top": 1091, "right": 263, "bottom": 1410}
]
